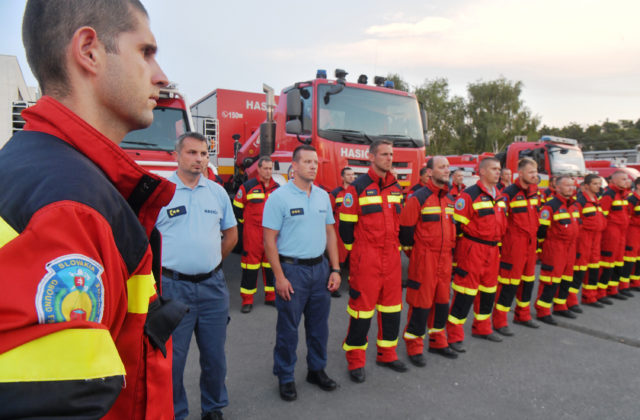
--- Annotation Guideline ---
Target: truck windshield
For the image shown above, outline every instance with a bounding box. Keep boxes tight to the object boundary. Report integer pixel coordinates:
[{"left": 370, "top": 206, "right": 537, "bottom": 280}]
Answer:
[
  {"left": 317, "top": 84, "right": 424, "bottom": 147},
  {"left": 121, "top": 107, "right": 188, "bottom": 151},
  {"left": 548, "top": 146, "right": 586, "bottom": 176}
]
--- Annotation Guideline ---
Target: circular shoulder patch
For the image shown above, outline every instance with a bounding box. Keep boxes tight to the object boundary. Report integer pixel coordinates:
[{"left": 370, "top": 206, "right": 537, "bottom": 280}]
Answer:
[
  {"left": 343, "top": 193, "right": 354, "bottom": 208},
  {"left": 540, "top": 209, "right": 551, "bottom": 220},
  {"left": 455, "top": 197, "right": 466, "bottom": 211},
  {"left": 236, "top": 189, "right": 243, "bottom": 199}
]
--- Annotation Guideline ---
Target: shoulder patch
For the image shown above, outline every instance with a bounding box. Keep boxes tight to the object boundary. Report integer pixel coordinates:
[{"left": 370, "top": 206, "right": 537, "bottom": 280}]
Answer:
[
  {"left": 540, "top": 209, "right": 551, "bottom": 220},
  {"left": 343, "top": 193, "right": 354, "bottom": 208},
  {"left": 236, "top": 188, "right": 243, "bottom": 199},
  {"left": 455, "top": 197, "right": 466, "bottom": 211},
  {"left": 36, "top": 254, "right": 105, "bottom": 324}
]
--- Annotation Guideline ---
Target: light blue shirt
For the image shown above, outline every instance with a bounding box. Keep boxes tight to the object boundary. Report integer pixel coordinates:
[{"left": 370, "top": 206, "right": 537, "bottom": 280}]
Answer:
[
  {"left": 156, "top": 172, "right": 236, "bottom": 274},
  {"left": 262, "top": 180, "right": 334, "bottom": 258}
]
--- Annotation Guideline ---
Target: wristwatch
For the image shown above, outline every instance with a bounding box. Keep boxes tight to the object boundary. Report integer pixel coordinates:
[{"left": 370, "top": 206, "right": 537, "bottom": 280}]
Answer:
[{"left": 330, "top": 268, "right": 341, "bottom": 274}]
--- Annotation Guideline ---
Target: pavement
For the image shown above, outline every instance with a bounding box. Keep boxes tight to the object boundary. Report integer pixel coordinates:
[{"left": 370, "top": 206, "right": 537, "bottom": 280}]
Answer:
[{"left": 181, "top": 253, "right": 640, "bottom": 420}]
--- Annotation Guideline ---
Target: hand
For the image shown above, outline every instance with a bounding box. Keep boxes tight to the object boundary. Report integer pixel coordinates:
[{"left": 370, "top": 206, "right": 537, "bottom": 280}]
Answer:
[
  {"left": 327, "top": 272, "right": 341, "bottom": 292},
  {"left": 276, "top": 275, "right": 294, "bottom": 301}
]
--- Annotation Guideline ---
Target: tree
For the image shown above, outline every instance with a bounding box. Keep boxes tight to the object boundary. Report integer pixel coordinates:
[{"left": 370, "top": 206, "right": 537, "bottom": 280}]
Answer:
[{"left": 385, "top": 73, "right": 410, "bottom": 92}]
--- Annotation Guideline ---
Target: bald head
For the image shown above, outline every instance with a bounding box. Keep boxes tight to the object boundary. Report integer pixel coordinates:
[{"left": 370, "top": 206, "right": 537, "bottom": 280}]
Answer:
[
  {"left": 428, "top": 155, "right": 450, "bottom": 187},
  {"left": 611, "top": 170, "right": 631, "bottom": 190}
]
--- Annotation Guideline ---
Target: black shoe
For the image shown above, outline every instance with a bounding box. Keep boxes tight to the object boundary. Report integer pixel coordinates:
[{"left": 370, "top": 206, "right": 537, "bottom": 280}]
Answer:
[
  {"left": 449, "top": 341, "right": 466, "bottom": 353},
  {"left": 514, "top": 319, "right": 540, "bottom": 329},
  {"left": 554, "top": 310, "right": 577, "bottom": 319},
  {"left": 620, "top": 289, "right": 634, "bottom": 297},
  {"left": 349, "top": 368, "right": 365, "bottom": 383},
  {"left": 610, "top": 293, "right": 628, "bottom": 300},
  {"left": 495, "top": 326, "right": 514, "bottom": 337},
  {"left": 472, "top": 332, "right": 503, "bottom": 342},
  {"left": 330, "top": 290, "right": 341, "bottom": 298},
  {"left": 306, "top": 370, "right": 337, "bottom": 391},
  {"left": 585, "top": 301, "right": 604, "bottom": 308},
  {"left": 568, "top": 305, "right": 583, "bottom": 314},
  {"left": 408, "top": 354, "right": 426, "bottom": 367},
  {"left": 598, "top": 297, "right": 614, "bottom": 305},
  {"left": 241, "top": 304, "right": 253, "bottom": 313},
  {"left": 537, "top": 315, "right": 558, "bottom": 326},
  {"left": 631, "top": 286, "right": 640, "bottom": 292},
  {"left": 264, "top": 300, "right": 275, "bottom": 307},
  {"left": 428, "top": 346, "right": 459, "bottom": 359},
  {"left": 202, "top": 411, "right": 223, "bottom": 420},
  {"left": 279, "top": 381, "right": 297, "bottom": 401},
  {"left": 376, "top": 359, "right": 408, "bottom": 372}
]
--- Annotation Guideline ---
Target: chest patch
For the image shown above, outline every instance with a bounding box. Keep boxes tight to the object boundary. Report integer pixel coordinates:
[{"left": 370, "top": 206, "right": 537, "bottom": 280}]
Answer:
[
  {"left": 365, "top": 189, "right": 378, "bottom": 196},
  {"left": 167, "top": 205, "right": 187, "bottom": 218},
  {"left": 36, "top": 254, "right": 105, "bottom": 324},
  {"left": 290, "top": 208, "right": 304, "bottom": 216},
  {"left": 455, "top": 198, "right": 466, "bottom": 210},
  {"left": 343, "top": 193, "right": 354, "bottom": 208}
]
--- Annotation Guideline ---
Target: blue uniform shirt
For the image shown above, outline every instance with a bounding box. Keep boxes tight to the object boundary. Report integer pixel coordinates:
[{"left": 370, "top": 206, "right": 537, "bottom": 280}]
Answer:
[
  {"left": 262, "top": 180, "right": 334, "bottom": 259},
  {"left": 156, "top": 172, "right": 236, "bottom": 274}
]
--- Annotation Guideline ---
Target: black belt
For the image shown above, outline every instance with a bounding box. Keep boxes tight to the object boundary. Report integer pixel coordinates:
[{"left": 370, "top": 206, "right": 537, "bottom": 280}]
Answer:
[
  {"left": 463, "top": 233, "right": 499, "bottom": 247},
  {"left": 162, "top": 263, "right": 222, "bottom": 283},
  {"left": 279, "top": 254, "right": 324, "bottom": 266}
]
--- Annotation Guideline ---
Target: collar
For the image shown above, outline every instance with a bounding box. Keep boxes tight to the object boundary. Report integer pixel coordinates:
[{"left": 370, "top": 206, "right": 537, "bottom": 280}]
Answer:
[
  {"left": 256, "top": 175, "right": 279, "bottom": 190},
  {"left": 552, "top": 192, "right": 573, "bottom": 206},
  {"left": 516, "top": 179, "right": 538, "bottom": 196},
  {"left": 476, "top": 180, "right": 498, "bottom": 199},
  {"left": 170, "top": 172, "right": 208, "bottom": 190},
  {"left": 23, "top": 96, "right": 175, "bottom": 235},
  {"left": 367, "top": 167, "right": 396, "bottom": 188},
  {"left": 427, "top": 179, "right": 449, "bottom": 195},
  {"left": 289, "top": 179, "right": 314, "bottom": 195}
]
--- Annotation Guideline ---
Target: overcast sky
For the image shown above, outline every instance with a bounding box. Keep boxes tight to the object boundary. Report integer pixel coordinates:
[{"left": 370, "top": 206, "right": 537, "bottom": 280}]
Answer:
[{"left": 2, "top": 0, "right": 639, "bottom": 128}]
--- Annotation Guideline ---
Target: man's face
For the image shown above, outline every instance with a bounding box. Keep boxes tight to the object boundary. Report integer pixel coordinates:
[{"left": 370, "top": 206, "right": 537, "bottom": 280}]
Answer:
[
  {"left": 370, "top": 144, "right": 393, "bottom": 174},
  {"left": 201, "top": 152, "right": 210, "bottom": 175},
  {"left": 429, "top": 157, "right": 450, "bottom": 186},
  {"left": 292, "top": 150, "right": 318, "bottom": 183},
  {"left": 501, "top": 169, "right": 512, "bottom": 183},
  {"left": 175, "top": 137, "right": 208, "bottom": 177},
  {"left": 452, "top": 171, "right": 464, "bottom": 185},
  {"left": 97, "top": 8, "right": 168, "bottom": 139},
  {"left": 342, "top": 169, "right": 355, "bottom": 186},
  {"left": 586, "top": 177, "right": 602, "bottom": 195},
  {"left": 518, "top": 164, "right": 538, "bottom": 186},
  {"left": 480, "top": 161, "right": 501, "bottom": 186},
  {"left": 556, "top": 177, "right": 576, "bottom": 198},
  {"left": 420, "top": 170, "right": 429, "bottom": 184},
  {"left": 258, "top": 161, "right": 273, "bottom": 183},
  {"left": 612, "top": 173, "right": 629, "bottom": 189}
]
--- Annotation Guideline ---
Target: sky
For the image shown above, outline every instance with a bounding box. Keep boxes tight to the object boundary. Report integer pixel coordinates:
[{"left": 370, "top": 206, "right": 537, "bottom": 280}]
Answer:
[{"left": 2, "top": 0, "right": 639, "bottom": 128}]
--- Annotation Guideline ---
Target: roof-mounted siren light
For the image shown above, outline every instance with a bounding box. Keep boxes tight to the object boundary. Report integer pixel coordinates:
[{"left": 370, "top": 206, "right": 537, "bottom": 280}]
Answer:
[
  {"left": 357, "top": 74, "right": 368, "bottom": 84},
  {"left": 334, "top": 69, "right": 348, "bottom": 84},
  {"left": 374, "top": 76, "right": 386, "bottom": 87},
  {"left": 540, "top": 135, "right": 578, "bottom": 146},
  {"left": 384, "top": 80, "right": 395, "bottom": 89},
  {"left": 316, "top": 69, "right": 327, "bottom": 79}
]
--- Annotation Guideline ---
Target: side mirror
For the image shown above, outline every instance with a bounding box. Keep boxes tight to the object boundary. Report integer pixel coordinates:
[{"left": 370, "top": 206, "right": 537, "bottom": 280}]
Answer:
[
  {"left": 273, "top": 160, "right": 280, "bottom": 171},
  {"left": 286, "top": 90, "right": 302, "bottom": 118},
  {"left": 285, "top": 119, "right": 302, "bottom": 135},
  {"left": 420, "top": 108, "right": 429, "bottom": 146}
]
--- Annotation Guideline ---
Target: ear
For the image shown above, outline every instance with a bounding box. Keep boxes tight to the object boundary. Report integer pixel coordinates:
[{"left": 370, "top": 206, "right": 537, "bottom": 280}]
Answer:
[
  {"left": 172, "top": 150, "right": 178, "bottom": 161},
  {"left": 69, "top": 26, "right": 103, "bottom": 77}
]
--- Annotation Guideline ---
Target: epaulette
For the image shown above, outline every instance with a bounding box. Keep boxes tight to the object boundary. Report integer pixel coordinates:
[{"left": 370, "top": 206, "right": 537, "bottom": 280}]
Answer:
[
  {"left": 603, "top": 188, "right": 616, "bottom": 199},
  {"left": 546, "top": 197, "right": 563, "bottom": 213},
  {"left": 243, "top": 178, "right": 260, "bottom": 190},
  {"left": 502, "top": 183, "right": 520, "bottom": 200},
  {"left": 413, "top": 186, "right": 434, "bottom": 206},
  {"left": 330, "top": 186, "right": 344, "bottom": 198},
  {"left": 352, "top": 173, "right": 375, "bottom": 196},
  {"left": 465, "top": 184, "right": 483, "bottom": 201}
]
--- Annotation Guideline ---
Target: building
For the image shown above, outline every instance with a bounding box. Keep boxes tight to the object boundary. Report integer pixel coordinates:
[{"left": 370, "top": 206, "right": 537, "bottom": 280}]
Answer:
[{"left": 1, "top": 55, "right": 39, "bottom": 148}]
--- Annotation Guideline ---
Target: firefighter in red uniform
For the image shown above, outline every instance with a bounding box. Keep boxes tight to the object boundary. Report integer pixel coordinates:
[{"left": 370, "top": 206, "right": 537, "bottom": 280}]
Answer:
[
  {"left": 496, "top": 168, "right": 512, "bottom": 192},
  {"left": 534, "top": 176, "right": 580, "bottom": 325},
  {"left": 340, "top": 140, "right": 407, "bottom": 383},
  {"left": 450, "top": 169, "right": 466, "bottom": 198},
  {"left": 540, "top": 177, "right": 557, "bottom": 204},
  {"left": 598, "top": 171, "right": 632, "bottom": 301},
  {"left": 447, "top": 157, "right": 507, "bottom": 353},
  {"left": 400, "top": 156, "right": 458, "bottom": 366},
  {"left": 625, "top": 177, "right": 640, "bottom": 291},
  {"left": 491, "top": 158, "right": 540, "bottom": 335},
  {"left": 574, "top": 175, "right": 607, "bottom": 308},
  {"left": 408, "top": 166, "right": 429, "bottom": 196},
  {"left": 329, "top": 166, "right": 355, "bottom": 297},
  {"left": 233, "top": 156, "right": 279, "bottom": 313}
]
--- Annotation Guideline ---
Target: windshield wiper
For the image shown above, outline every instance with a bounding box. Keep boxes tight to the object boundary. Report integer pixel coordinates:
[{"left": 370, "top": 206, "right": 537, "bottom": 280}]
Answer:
[
  {"left": 323, "top": 129, "right": 373, "bottom": 144},
  {"left": 120, "top": 140, "right": 158, "bottom": 147},
  {"left": 382, "top": 134, "right": 422, "bottom": 147}
]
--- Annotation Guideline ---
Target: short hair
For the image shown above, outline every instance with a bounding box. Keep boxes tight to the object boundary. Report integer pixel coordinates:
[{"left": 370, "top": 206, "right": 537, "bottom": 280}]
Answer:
[
  {"left": 257, "top": 156, "right": 273, "bottom": 167},
  {"left": 23, "top": 0, "right": 148, "bottom": 97},
  {"left": 584, "top": 174, "right": 600, "bottom": 185},
  {"left": 341, "top": 166, "right": 353, "bottom": 176},
  {"left": 517, "top": 157, "right": 537, "bottom": 171},
  {"left": 451, "top": 168, "right": 464, "bottom": 176},
  {"left": 419, "top": 166, "right": 429, "bottom": 176},
  {"left": 479, "top": 156, "right": 500, "bottom": 170},
  {"left": 369, "top": 139, "right": 392, "bottom": 155},
  {"left": 176, "top": 131, "right": 208, "bottom": 152},
  {"left": 292, "top": 145, "right": 316, "bottom": 162},
  {"left": 611, "top": 170, "right": 627, "bottom": 180},
  {"left": 555, "top": 175, "right": 572, "bottom": 185},
  {"left": 500, "top": 168, "right": 511, "bottom": 173}
]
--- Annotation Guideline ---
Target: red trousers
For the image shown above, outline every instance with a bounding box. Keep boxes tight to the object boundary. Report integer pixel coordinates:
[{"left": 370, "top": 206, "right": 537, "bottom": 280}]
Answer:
[
  {"left": 552, "top": 240, "right": 577, "bottom": 312},
  {"left": 447, "top": 237, "right": 499, "bottom": 343},
  {"left": 493, "top": 231, "right": 537, "bottom": 329},
  {"left": 599, "top": 223, "right": 626, "bottom": 298},
  {"left": 343, "top": 243, "right": 402, "bottom": 370},
  {"left": 240, "top": 223, "right": 275, "bottom": 305},
  {"left": 403, "top": 246, "right": 452, "bottom": 354},
  {"left": 535, "top": 238, "right": 574, "bottom": 317},
  {"left": 625, "top": 225, "right": 640, "bottom": 288},
  {"left": 578, "top": 229, "right": 602, "bottom": 304}
]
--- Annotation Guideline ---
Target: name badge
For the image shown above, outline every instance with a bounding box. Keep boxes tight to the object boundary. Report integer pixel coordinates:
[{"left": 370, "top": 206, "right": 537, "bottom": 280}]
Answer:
[
  {"left": 290, "top": 208, "right": 304, "bottom": 216},
  {"left": 167, "top": 206, "right": 187, "bottom": 218}
]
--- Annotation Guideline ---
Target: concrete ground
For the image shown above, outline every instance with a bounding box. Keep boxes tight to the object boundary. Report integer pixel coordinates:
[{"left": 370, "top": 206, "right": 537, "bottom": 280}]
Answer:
[{"left": 181, "top": 253, "right": 640, "bottom": 420}]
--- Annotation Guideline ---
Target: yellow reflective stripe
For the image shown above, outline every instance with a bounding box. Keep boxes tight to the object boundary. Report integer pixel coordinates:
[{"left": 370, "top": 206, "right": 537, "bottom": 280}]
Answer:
[
  {"left": 262, "top": 262, "right": 272, "bottom": 268},
  {"left": 553, "top": 297, "right": 566, "bottom": 304},
  {"left": 614, "top": 261, "right": 624, "bottom": 267},
  {"left": 387, "top": 195, "right": 402, "bottom": 204},
  {"left": 452, "top": 283, "right": 478, "bottom": 296},
  {"left": 612, "top": 200, "right": 624, "bottom": 206},
  {"left": 421, "top": 206, "right": 441, "bottom": 214},
  {"left": 478, "top": 285, "right": 497, "bottom": 293},
  {"left": 0, "top": 217, "right": 19, "bottom": 248},
  {"left": 600, "top": 261, "right": 612, "bottom": 268},
  {"left": 529, "top": 199, "right": 539, "bottom": 206},
  {"left": 339, "top": 213, "right": 358, "bottom": 223},
  {"left": 453, "top": 214, "right": 470, "bottom": 225},
  {"left": 620, "top": 277, "right": 630, "bottom": 284},
  {"left": 572, "top": 212, "right": 579, "bottom": 218},
  {"left": 335, "top": 197, "right": 344, "bottom": 203},
  {"left": 587, "top": 263, "right": 600, "bottom": 269},
  {"left": 472, "top": 201, "right": 494, "bottom": 210},
  {"left": 0, "top": 328, "right": 124, "bottom": 382},
  {"left": 447, "top": 314, "right": 467, "bottom": 325},
  {"left": 552, "top": 277, "right": 562, "bottom": 284},
  {"left": 515, "top": 299, "right": 529, "bottom": 308},
  {"left": 377, "top": 303, "right": 402, "bottom": 313},
  {"left": 347, "top": 306, "right": 375, "bottom": 319},
  {"left": 402, "top": 246, "right": 413, "bottom": 251},
  {"left": 583, "top": 284, "right": 598, "bottom": 290},
  {"left": 343, "top": 342, "right": 368, "bottom": 351},
  {"left": 561, "top": 275, "right": 573, "bottom": 282},
  {"left": 539, "top": 219, "right": 551, "bottom": 226},
  {"left": 509, "top": 200, "right": 528, "bottom": 208},
  {"left": 568, "top": 287, "right": 579, "bottom": 293},
  {"left": 582, "top": 207, "right": 596, "bottom": 214},
  {"left": 603, "top": 210, "right": 610, "bottom": 216},
  {"left": 497, "top": 201, "right": 506, "bottom": 208},
  {"left": 598, "top": 283, "right": 608, "bottom": 289},
  {"left": 630, "top": 275, "right": 640, "bottom": 280},
  {"left": 536, "top": 299, "right": 552, "bottom": 308},
  {"left": 539, "top": 275, "right": 551, "bottom": 282},
  {"left": 445, "top": 207, "right": 454, "bottom": 215},
  {"left": 635, "top": 205, "right": 640, "bottom": 212},
  {"left": 238, "top": 218, "right": 244, "bottom": 223},
  {"left": 572, "top": 266, "right": 580, "bottom": 271},
  {"left": 495, "top": 303, "right": 510, "bottom": 312},
  {"left": 553, "top": 213, "right": 570, "bottom": 220},
  {"left": 240, "top": 287, "right": 257, "bottom": 294},
  {"left": 509, "top": 278, "right": 520, "bottom": 286},
  {"left": 246, "top": 193, "right": 265, "bottom": 200},
  {"left": 403, "top": 331, "right": 425, "bottom": 340},
  {"left": 624, "top": 256, "right": 635, "bottom": 262},
  {"left": 521, "top": 275, "right": 535, "bottom": 282},
  {"left": 377, "top": 338, "right": 398, "bottom": 348},
  {"left": 359, "top": 196, "right": 382, "bottom": 205},
  {"left": 428, "top": 328, "right": 444, "bottom": 334},
  {"left": 126, "top": 274, "right": 156, "bottom": 314},
  {"left": 344, "top": 243, "right": 353, "bottom": 251},
  {"left": 232, "top": 199, "right": 245, "bottom": 209},
  {"left": 264, "top": 286, "right": 275, "bottom": 292},
  {"left": 474, "top": 312, "right": 491, "bottom": 321},
  {"left": 498, "top": 276, "right": 510, "bottom": 285},
  {"left": 241, "top": 262, "right": 261, "bottom": 270}
]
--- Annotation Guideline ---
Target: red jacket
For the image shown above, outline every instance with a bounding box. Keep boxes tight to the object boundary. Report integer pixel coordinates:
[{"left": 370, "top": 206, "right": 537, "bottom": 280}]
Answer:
[
  {"left": 628, "top": 191, "right": 640, "bottom": 227},
  {"left": 501, "top": 181, "right": 539, "bottom": 238},
  {"left": 339, "top": 168, "right": 403, "bottom": 250},
  {"left": 538, "top": 194, "right": 580, "bottom": 243},
  {"left": 600, "top": 185, "right": 630, "bottom": 228},
  {"left": 453, "top": 181, "right": 507, "bottom": 243},
  {"left": 233, "top": 176, "right": 279, "bottom": 228},
  {"left": 449, "top": 183, "right": 466, "bottom": 198},
  {"left": 0, "top": 97, "right": 182, "bottom": 419},
  {"left": 330, "top": 185, "right": 347, "bottom": 216},
  {"left": 575, "top": 191, "right": 607, "bottom": 232}
]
